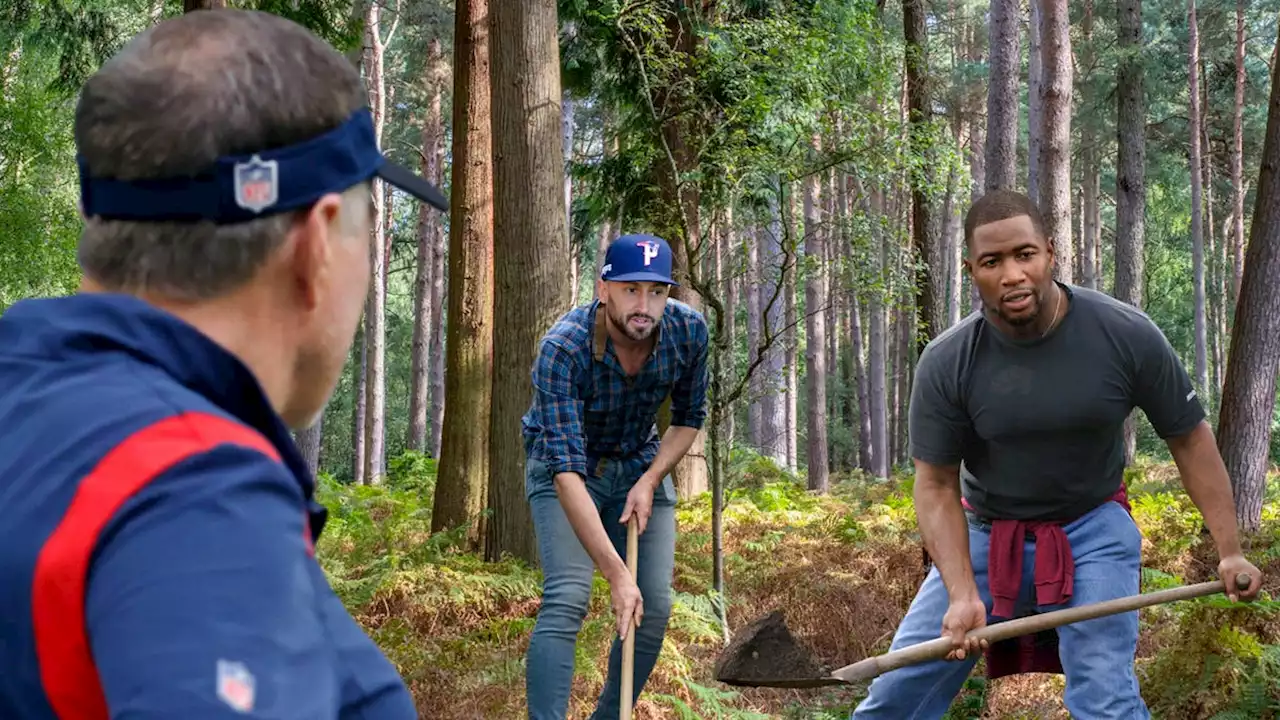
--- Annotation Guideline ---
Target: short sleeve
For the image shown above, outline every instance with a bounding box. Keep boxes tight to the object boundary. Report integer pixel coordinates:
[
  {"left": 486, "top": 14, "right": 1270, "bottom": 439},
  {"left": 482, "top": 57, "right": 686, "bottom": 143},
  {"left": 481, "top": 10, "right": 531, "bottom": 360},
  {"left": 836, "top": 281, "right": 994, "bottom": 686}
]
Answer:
[
  {"left": 85, "top": 445, "right": 339, "bottom": 718},
  {"left": 908, "top": 340, "right": 972, "bottom": 467},
  {"left": 1132, "top": 316, "right": 1207, "bottom": 438}
]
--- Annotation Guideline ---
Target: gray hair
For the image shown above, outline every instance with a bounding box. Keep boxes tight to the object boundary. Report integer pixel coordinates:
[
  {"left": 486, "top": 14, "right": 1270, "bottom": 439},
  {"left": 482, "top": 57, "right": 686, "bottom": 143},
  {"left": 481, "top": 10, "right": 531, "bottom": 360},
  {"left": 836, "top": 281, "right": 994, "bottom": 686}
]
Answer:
[{"left": 75, "top": 9, "right": 369, "bottom": 300}]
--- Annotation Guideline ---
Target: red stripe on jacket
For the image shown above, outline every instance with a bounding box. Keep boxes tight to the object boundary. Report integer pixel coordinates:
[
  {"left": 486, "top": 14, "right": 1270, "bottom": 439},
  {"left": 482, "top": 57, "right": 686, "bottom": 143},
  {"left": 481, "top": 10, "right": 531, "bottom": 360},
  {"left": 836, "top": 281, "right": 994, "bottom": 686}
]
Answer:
[{"left": 31, "top": 412, "right": 283, "bottom": 719}]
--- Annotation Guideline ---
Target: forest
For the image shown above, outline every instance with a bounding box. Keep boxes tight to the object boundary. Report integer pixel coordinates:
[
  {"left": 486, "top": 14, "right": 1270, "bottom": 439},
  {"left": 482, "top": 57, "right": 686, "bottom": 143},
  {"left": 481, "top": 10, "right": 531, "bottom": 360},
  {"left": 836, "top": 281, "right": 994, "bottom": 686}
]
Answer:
[{"left": 4, "top": 0, "right": 1280, "bottom": 716}]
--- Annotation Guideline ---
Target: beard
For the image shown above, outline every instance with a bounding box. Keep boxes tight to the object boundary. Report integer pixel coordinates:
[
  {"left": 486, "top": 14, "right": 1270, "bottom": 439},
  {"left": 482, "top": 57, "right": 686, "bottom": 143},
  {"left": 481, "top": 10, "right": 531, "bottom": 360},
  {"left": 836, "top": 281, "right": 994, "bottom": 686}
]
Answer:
[
  {"left": 607, "top": 304, "right": 659, "bottom": 341},
  {"left": 987, "top": 286, "right": 1044, "bottom": 328}
]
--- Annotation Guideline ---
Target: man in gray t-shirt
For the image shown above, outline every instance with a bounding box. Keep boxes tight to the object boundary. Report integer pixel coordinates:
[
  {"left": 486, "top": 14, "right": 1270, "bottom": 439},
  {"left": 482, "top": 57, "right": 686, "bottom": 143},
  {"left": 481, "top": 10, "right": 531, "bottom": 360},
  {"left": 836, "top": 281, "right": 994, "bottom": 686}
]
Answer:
[{"left": 851, "top": 190, "right": 1261, "bottom": 720}]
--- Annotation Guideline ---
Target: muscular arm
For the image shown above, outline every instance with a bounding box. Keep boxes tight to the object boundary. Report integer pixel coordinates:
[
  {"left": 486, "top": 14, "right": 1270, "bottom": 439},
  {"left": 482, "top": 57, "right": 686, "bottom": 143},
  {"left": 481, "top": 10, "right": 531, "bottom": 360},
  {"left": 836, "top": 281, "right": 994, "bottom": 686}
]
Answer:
[
  {"left": 908, "top": 339, "right": 978, "bottom": 599},
  {"left": 1129, "top": 316, "right": 1241, "bottom": 558},
  {"left": 1166, "top": 421, "right": 1243, "bottom": 558},
  {"left": 914, "top": 459, "right": 980, "bottom": 601}
]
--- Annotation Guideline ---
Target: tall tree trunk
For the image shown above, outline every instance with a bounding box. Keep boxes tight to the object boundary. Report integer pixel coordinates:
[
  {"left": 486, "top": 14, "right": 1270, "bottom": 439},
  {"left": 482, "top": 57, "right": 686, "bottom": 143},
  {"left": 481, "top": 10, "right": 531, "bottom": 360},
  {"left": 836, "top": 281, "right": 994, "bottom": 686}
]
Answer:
[
  {"left": 433, "top": 0, "right": 494, "bottom": 547},
  {"left": 409, "top": 38, "right": 446, "bottom": 453},
  {"left": 1189, "top": 0, "right": 1208, "bottom": 395},
  {"left": 1039, "top": 0, "right": 1073, "bottom": 283},
  {"left": 785, "top": 191, "right": 798, "bottom": 471},
  {"left": 903, "top": 0, "right": 943, "bottom": 351},
  {"left": 1080, "top": 0, "right": 1100, "bottom": 291},
  {"left": 487, "top": 0, "right": 572, "bottom": 563},
  {"left": 760, "top": 187, "right": 788, "bottom": 464},
  {"left": 1115, "top": 0, "right": 1147, "bottom": 465},
  {"left": 362, "top": 2, "right": 388, "bottom": 485},
  {"left": 722, "top": 207, "right": 737, "bottom": 450},
  {"left": 428, "top": 223, "right": 448, "bottom": 457},
  {"left": 866, "top": 186, "right": 890, "bottom": 479},
  {"left": 966, "top": 13, "right": 987, "bottom": 313},
  {"left": 1027, "top": 0, "right": 1042, "bottom": 202},
  {"left": 1231, "top": 0, "right": 1247, "bottom": 303},
  {"left": 294, "top": 417, "right": 324, "bottom": 478},
  {"left": 804, "top": 137, "right": 829, "bottom": 492},
  {"left": 1217, "top": 26, "right": 1280, "bottom": 533},
  {"left": 563, "top": 90, "right": 578, "bottom": 301},
  {"left": 747, "top": 224, "right": 763, "bottom": 450},
  {"left": 352, "top": 325, "right": 366, "bottom": 484},
  {"left": 986, "top": 0, "right": 1021, "bottom": 192}
]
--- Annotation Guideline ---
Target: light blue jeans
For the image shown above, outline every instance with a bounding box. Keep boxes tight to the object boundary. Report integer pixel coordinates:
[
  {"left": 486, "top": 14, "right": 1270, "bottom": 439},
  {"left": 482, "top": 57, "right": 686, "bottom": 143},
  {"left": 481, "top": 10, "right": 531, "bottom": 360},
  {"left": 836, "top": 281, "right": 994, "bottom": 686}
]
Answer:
[
  {"left": 524, "top": 456, "right": 678, "bottom": 720},
  {"left": 852, "top": 500, "right": 1149, "bottom": 720}
]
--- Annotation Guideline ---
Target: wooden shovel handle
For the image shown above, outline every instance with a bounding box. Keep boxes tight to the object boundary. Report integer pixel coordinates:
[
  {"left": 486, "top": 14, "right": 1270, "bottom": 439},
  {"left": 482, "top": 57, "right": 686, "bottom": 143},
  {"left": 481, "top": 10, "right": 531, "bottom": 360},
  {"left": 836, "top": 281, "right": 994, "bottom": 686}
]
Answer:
[
  {"left": 832, "top": 573, "right": 1252, "bottom": 683},
  {"left": 620, "top": 517, "right": 640, "bottom": 717}
]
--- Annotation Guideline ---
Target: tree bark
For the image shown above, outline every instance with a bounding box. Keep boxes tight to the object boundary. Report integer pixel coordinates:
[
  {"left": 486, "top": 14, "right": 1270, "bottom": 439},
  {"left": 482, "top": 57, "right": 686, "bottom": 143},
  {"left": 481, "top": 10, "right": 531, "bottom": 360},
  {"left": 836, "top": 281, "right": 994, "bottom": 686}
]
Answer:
[
  {"left": 1115, "top": 0, "right": 1147, "bottom": 464},
  {"left": 985, "top": 0, "right": 1021, "bottom": 192},
  {"left": 1081, "top": 0, "right": 1100, "bottom": 293},
  {"left": 1038, "top": 0, "right": 1073, "bottom": 283},
  {"left": 361, "top": 2, "right": 387, "bottom": 485},
  {"left": 1188, "top": 0, "right": 1208, "bottom": 395},
  {"left": 903, "top": 0, "right": 943, "bottom": 351},
  {"left": 433, "top": 0, "right": 494, "bottom": 547},
  {"left": 1027, "top": 0, "right": 1042, "bottom": 203},
  {"left": 867, "top": 187, "right": 890, "bottom": 479},
  {"left": 746, "top": 224, "right": 763, "bottom": 450},
  {"left": 1231, "top": 0, "right": 1246, "bottom": 303},
  {"left": 409, "top": 38, "right": 446, "bottom": 453},
  {"left": 804, "top": 136, "right": 829, "bottom": 492},
  {"left": 1216, "top": 23, "right": 1280, "bottom": 533},
  {"left": 294, "top": 417, "right": 324, "bottom": 478},
  {"left": 486, "top": 0, "right": 571, "bottom": 563},
  {"left": 760, "top": 186, "right": 788, "bottom": 465}
]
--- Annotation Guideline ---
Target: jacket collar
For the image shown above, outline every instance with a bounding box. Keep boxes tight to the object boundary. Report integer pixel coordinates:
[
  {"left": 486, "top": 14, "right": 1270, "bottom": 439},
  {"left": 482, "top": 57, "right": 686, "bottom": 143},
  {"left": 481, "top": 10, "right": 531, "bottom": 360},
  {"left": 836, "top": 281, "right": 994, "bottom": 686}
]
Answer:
[{"left": 2, "top": 293, "right": 326, "bottom": 532}]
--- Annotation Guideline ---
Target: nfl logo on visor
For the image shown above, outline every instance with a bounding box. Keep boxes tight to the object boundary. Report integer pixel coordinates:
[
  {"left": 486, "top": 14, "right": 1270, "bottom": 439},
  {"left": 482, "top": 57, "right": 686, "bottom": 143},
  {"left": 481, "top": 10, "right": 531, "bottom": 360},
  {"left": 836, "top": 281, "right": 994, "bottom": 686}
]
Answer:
[
  {"left": 233, "top": 154, "right": 279, "bottom": 214},
  {"left": 216, "top": 659, "right": 256, "bottom": 712}
]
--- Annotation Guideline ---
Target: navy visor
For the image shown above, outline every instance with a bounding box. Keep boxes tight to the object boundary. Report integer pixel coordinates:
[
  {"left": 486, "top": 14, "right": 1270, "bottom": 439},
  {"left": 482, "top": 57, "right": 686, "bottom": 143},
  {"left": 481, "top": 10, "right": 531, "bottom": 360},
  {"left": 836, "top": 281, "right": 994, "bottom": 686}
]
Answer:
[{"left": 78, "top": 107, "right": 448, "bottom": 224}]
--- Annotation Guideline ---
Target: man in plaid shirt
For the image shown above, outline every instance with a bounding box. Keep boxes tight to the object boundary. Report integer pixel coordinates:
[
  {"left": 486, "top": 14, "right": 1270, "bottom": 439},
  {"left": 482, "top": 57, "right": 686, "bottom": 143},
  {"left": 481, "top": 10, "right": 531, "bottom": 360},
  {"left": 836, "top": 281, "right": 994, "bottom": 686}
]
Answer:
[{"left": 521, "top": 233, "right": 710, "bottom": 720}]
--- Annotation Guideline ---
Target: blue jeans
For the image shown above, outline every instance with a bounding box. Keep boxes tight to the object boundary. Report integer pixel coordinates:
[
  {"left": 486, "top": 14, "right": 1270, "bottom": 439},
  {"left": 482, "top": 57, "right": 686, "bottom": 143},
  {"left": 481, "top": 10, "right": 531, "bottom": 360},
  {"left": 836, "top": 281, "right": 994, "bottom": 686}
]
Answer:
[
  {"left": 524, "top": 457, "right": 678, "bottom": 720},
  {"left": 852, "top": 500, "right": 1149, "bottom": 720}
]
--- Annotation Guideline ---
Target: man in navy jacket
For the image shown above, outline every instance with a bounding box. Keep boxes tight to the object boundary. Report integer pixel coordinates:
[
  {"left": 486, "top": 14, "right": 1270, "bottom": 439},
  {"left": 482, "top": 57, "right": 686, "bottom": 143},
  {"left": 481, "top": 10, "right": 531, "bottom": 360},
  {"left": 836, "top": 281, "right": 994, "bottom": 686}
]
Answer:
[{"left": 0, "top": 9, "right": 447, "bottom": 719}]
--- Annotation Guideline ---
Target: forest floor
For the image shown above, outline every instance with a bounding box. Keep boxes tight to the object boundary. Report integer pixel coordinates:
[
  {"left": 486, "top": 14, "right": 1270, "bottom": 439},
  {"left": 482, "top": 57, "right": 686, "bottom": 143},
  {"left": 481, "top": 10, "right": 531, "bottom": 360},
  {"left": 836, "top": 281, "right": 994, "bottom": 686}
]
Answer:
[{"left": 316, "top": 451, "right": 1280, "bottom": 719}]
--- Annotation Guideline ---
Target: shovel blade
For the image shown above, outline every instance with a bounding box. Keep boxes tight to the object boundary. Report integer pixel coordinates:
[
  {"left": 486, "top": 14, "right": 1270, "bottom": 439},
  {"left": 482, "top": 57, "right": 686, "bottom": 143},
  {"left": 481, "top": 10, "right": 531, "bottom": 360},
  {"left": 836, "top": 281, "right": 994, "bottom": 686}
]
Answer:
[{"left": 713, "top": 610, "right": 844, "bottom": 689}]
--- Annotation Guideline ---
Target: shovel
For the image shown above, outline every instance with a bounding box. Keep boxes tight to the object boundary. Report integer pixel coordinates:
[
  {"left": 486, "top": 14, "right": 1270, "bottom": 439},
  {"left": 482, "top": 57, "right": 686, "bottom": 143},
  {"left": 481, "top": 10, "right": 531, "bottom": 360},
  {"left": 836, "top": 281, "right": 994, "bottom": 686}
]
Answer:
[
  {"left": 714, "top": 573, "right": 1252, "bottom": 689},
  {"left": 620, "top": 516, "right": 640, "bottom": 717}
]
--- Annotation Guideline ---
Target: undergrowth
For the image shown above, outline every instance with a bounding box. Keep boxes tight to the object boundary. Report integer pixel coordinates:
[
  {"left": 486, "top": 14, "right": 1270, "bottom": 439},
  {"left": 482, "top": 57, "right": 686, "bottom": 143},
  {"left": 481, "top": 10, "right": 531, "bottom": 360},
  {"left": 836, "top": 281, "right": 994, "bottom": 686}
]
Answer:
[{"left": 313, "top": 449, "right": 1280, "bottom": 719}]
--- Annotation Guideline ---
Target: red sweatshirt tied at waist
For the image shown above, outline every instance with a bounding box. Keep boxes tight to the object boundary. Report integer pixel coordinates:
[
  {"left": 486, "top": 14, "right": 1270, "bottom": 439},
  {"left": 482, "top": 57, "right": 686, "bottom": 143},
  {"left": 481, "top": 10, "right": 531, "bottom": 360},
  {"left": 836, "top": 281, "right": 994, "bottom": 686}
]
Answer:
[{"left": 958, "top": 484, "right": 1133, "bottom": 679}]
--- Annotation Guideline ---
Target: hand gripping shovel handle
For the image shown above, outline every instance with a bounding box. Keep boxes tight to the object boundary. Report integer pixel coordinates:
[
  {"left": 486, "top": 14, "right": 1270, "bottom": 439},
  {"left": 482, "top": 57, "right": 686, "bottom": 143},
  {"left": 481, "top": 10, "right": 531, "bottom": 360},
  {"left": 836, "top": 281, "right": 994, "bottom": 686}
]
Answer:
[
  {"left": 620, "top": 517, "right": 640, "bottom": 718},
  {"left": 831, "top": 573, "right": 1253, "bottom": 684}
]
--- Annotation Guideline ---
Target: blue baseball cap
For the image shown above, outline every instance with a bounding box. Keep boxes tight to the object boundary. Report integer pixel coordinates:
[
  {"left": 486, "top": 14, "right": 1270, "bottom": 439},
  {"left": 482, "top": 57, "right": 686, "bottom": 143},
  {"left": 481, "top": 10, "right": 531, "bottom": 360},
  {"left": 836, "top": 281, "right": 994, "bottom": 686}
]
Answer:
[
  {"left": 77, "top": 107, "right": 448, "bottom": 224},
  {"left": 600, "top": 234, "right": 678, "bottom": 286}
]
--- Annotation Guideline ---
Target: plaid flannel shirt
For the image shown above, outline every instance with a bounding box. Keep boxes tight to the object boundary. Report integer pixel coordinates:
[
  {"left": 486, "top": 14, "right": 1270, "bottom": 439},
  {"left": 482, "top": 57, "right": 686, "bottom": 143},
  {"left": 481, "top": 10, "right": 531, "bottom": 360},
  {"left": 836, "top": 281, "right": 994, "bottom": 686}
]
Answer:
[{"left": 521, "top": 298, "right": 710, "bottom": 480}]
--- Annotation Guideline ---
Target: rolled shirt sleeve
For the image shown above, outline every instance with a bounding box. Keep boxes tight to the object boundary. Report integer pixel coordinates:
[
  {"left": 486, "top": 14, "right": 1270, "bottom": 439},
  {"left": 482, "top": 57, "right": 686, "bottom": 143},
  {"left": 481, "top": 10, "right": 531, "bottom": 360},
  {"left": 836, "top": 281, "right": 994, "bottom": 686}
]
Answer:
[
  {"left": 669, "top": 316, "right": 710, "bottom": 430},
  {"left": 529, "top": 338, "right": 590, "bottom": 477}
]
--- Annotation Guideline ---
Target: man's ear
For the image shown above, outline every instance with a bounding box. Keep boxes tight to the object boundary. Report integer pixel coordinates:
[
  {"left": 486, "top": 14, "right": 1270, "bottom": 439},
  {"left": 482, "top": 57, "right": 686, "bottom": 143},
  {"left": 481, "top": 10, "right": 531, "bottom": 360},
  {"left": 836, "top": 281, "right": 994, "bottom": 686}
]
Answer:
[
  {"left": 291, "top": 194, "right": 344, "bottom": 312},
  {"left": 595, "top": 277, "right": 607, "bottom": 302}
]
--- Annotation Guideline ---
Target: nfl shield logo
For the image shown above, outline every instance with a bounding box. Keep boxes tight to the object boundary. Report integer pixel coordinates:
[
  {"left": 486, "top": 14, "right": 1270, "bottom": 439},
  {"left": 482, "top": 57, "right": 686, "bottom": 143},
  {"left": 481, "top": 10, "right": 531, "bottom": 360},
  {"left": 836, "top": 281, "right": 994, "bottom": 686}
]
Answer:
[
  {"left": 233, "top": 155, "right": 279, "bottom": 214},
  {"left": 216, "top": 659, "right": 256, "bottom": 713}
]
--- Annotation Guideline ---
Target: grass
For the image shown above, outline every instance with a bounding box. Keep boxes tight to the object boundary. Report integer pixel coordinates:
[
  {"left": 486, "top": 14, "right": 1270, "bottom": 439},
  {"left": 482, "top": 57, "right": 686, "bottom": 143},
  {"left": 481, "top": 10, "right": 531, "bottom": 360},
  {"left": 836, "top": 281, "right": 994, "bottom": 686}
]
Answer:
[{"left": 314, "top": 449, "right": 1280, "bottom": 719}]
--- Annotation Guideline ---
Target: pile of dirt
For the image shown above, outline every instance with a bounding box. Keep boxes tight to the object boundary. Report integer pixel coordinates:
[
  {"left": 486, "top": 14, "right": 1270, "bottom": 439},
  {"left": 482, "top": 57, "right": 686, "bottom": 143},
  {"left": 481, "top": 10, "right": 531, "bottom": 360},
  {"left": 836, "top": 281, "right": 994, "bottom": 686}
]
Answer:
[{"left": 713, "top": 610, "right": 831, "bottom": 687}]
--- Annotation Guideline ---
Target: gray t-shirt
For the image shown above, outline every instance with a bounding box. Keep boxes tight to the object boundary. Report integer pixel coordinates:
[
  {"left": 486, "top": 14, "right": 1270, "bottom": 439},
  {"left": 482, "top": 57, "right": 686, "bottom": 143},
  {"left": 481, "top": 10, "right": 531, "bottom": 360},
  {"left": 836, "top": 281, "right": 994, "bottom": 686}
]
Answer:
[{"left": 909, "top": 284, "right": 1206, "bottom": 521}]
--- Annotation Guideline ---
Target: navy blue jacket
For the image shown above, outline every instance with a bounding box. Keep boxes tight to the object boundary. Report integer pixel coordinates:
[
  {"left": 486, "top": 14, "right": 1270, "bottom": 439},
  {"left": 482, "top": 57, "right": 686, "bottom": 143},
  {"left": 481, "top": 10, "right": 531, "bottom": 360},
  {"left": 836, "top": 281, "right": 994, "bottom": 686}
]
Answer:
[{"left": 0, "top": 293, "right": 416, "bottom": 719}]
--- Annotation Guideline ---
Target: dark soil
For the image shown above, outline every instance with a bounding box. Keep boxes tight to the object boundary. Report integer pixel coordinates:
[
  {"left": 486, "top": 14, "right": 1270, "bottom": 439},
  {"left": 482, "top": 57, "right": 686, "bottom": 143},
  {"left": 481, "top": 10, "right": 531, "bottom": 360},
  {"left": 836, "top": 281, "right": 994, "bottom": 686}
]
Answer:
[{"left": 713, "top": 610, "right": 834, "bottom": 688}]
